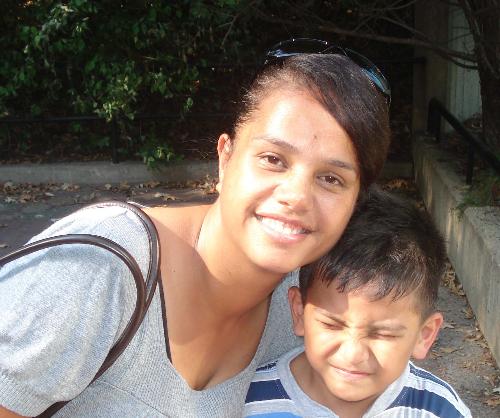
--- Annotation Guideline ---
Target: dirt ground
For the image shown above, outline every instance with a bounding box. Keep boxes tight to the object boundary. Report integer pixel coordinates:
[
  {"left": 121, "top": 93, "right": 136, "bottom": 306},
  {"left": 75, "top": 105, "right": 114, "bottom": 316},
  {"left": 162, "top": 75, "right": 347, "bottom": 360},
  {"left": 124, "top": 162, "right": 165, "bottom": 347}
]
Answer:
[{"left": 1, "top": 178, "right": 499, "bottom": 417}]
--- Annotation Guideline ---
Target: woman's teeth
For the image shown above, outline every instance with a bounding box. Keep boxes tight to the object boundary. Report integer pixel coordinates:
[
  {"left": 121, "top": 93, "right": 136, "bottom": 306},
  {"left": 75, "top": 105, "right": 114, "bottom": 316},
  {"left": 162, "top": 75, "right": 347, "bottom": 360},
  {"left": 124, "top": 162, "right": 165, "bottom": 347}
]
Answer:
[{"left": 258, "top": 216, "right": 307, "bottom": 235}]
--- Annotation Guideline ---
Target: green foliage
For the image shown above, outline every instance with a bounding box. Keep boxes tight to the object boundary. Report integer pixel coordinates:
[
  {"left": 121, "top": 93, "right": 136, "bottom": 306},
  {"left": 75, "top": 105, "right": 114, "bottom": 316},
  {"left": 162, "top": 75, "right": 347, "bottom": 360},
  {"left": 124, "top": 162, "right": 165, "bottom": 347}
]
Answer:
[
  {"left": 455, "top": 170, "right": 500, "bottom": 217},
  {"left": 0, "top": 0, "right": 257, "bottom": 160},
  {"left": 138, "top": 135, "right": 183, "bottom": 170}
]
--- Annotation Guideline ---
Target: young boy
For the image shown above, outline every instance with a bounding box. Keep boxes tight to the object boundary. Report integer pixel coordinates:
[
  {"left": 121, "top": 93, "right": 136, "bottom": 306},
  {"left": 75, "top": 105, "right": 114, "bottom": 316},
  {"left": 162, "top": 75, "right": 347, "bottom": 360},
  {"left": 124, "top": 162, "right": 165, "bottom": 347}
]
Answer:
[{"left": 244, "top": 188, "right": 471, "bottom": 418}]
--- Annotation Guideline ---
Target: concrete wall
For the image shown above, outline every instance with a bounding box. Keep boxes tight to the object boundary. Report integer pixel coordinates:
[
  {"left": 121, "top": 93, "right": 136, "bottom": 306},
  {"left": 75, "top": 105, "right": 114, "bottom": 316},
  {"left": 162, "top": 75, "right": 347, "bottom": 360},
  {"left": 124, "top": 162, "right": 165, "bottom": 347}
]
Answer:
[
  {"left": 413, "top": 134, "right": 500, "bottom": 364},
  {"left": 413, "top": 3, "right": 482, "bottom": 132}
]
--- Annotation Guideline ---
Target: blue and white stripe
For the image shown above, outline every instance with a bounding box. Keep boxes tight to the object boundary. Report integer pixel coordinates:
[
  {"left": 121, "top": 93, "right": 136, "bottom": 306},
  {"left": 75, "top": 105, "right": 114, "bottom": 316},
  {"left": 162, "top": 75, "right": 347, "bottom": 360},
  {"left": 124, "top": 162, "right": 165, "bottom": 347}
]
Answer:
[{"left": 244, "top": 348, "right": 471, "bottom": 418}]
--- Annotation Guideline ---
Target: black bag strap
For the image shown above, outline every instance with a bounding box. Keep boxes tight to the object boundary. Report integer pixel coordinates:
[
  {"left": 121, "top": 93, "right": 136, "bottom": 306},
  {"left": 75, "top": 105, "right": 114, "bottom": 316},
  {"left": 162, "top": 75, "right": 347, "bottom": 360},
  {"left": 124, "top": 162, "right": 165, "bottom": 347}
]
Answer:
[{"left": 0, "top": 201, "right": 162, "bottom": 418}]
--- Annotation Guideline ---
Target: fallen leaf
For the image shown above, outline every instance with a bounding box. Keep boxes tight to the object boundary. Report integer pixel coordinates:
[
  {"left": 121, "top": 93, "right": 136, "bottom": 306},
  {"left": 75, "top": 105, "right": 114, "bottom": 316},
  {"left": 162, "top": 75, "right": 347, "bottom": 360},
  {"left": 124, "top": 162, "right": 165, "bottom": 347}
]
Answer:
[
  {"left": 485, "top": 395, "right": 500, "bottom": 407},
  {"left": 461, "top": 360, "right": 474, "bottom": 369},
  {"left": 462, "top": 306, "right": 475, "bottom": 319},
  {"left": 45, "top": 192, "right": 55, "bottom": 197},
  {"left": 428, "top": 350, "right": 442, "bottom": 359},
  {"left": 145, "top": 181, "right": 160, "bottom": 188},
  {"left": 162, "top": 194, "right": 177, "bottom": 201},
  {"left": 119, "top": 182, "right": 130, "bottom": 191},
  {"left": 440, "top": 346, "right": 460, "bottom": 354},
  {"left": 465, "top": 331, "right": 483, "bottom": 342},
  {"left": 493, "top": 386, "right": 500, "bottom": 394}
]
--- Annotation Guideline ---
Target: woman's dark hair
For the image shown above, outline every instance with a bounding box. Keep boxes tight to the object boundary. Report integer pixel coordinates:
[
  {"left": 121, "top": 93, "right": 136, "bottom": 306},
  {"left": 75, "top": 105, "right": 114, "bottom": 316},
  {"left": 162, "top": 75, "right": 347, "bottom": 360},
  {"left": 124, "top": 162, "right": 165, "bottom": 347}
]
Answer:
[
  {"left": 233, "top": 54, "right": 391, "bottom": 190},
  {"left": 299, "top": 187, "right": 447, "bottom": 319}
]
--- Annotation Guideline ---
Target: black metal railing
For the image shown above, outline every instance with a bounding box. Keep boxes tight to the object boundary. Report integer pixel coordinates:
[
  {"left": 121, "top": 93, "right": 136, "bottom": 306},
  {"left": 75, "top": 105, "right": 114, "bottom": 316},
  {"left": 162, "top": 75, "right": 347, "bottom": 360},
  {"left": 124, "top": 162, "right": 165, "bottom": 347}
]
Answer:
[
  {"left": 0, "top": 112, "right": 229, "bottom": 164},
  {"left": 427, "top": 98, "right": 500, "bottom": 184}
]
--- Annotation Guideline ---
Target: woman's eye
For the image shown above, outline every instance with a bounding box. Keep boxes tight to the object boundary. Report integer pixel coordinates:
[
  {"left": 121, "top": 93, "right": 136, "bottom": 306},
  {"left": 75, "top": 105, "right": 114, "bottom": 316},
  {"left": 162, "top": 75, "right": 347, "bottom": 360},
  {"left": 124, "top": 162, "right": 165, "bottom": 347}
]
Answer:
[
  {"left": 260, "top": 154, "right": 284, "bottom": 168},
  {"left": 319, "top": 175, "right": 342, "bottom": 187}
]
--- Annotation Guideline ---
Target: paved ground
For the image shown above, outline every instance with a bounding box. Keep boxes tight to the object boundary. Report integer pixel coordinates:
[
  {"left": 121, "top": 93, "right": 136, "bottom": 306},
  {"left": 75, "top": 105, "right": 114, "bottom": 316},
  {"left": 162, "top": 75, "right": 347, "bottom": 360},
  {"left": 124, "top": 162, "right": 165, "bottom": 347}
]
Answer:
[{"left": 1, "top": 178, "right": 499, "bottom": 417}]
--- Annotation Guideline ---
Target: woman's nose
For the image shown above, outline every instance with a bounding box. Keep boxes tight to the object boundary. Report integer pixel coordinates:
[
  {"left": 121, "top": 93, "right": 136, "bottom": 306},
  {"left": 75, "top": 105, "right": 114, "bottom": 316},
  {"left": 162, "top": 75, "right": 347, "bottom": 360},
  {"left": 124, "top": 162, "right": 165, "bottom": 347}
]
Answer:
[{"left": 274, "top": 170, "right": 312, "bottom": 212}]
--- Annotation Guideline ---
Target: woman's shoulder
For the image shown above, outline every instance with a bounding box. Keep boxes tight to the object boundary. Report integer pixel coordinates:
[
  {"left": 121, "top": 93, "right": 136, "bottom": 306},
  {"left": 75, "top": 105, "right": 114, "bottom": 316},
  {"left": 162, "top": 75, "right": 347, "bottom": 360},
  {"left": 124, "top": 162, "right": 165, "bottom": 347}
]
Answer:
[
  {"left": 32, "top": 201, "right": 150, "bottom": 242},
  {"left": 0, "top": 202, "right": 152, "bottom": 416},
  {"left": 260, "top": 270, "right": 302, "bottom": 364}
]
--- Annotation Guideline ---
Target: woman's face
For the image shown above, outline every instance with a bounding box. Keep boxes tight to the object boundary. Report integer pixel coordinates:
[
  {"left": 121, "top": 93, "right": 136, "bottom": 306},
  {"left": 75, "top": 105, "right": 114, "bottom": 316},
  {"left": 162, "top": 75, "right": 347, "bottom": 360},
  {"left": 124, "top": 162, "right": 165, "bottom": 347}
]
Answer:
[{"left": 216, "top": 91, "right": 360, "bottom": 275}]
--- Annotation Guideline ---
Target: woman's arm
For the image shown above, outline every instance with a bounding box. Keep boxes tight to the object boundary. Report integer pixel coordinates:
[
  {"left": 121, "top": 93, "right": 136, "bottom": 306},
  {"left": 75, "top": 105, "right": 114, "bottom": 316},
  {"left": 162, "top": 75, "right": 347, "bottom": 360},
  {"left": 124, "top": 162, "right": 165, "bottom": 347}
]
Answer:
[{"left": 0, "top": 406, "right": 25, "bottom": 418}]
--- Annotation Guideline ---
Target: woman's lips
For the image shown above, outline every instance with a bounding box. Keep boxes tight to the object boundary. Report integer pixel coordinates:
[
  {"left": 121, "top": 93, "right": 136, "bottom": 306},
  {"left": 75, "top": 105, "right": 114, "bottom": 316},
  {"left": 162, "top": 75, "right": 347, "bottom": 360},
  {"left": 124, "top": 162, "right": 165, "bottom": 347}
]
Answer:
[{"left": 255, "top": 214, "right": 311, "bottom": 242}]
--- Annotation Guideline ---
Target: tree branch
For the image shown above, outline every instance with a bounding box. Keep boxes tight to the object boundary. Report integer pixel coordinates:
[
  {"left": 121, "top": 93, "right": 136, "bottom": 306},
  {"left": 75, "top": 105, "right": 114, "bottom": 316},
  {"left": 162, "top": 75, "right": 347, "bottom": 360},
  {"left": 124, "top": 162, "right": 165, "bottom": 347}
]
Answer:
[
  {"left": 457, "top": 0, "right": 498, "bottom": 75},
  {"left": 250, "top": 6, "right": 477, "bottom": 66}
]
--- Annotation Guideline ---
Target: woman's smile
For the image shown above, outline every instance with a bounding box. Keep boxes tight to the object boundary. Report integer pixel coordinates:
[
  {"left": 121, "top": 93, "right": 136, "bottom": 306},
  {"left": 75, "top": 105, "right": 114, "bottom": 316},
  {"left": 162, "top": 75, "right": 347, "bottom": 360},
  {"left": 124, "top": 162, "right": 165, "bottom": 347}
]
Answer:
[{"left": 255, "top": 214, "right": 311, "bottom": 243}]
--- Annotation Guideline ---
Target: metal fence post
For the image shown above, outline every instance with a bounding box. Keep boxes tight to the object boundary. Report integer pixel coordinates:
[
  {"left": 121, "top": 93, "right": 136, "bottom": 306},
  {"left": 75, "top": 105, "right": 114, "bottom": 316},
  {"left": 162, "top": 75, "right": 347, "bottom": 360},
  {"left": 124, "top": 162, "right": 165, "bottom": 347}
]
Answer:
[{"left": 111, "top": 119, "right": 119, "bottom": 164}]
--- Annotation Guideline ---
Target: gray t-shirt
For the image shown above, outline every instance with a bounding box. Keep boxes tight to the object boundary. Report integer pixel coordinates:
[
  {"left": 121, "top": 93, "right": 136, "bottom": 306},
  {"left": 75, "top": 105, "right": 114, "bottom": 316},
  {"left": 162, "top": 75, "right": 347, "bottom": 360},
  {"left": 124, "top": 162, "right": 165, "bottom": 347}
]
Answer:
[{"left": 0, "top": 204, "right": 301, "bottom": 417}]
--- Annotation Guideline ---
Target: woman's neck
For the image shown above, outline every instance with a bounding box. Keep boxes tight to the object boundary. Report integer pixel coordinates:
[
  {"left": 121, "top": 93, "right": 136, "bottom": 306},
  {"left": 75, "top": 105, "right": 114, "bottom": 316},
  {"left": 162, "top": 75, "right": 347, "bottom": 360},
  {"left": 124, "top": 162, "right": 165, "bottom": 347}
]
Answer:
[{"left": 194, "top": 202, "right": 285, "bottom": 319}]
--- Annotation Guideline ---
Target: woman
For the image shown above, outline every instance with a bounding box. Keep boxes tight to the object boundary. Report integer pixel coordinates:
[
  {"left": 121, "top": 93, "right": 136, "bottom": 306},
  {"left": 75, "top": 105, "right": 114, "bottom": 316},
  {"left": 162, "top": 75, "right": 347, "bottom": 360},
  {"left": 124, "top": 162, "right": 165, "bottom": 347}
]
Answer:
[{"left": 0, "top": 40, "right": 390, "bottom": 417}]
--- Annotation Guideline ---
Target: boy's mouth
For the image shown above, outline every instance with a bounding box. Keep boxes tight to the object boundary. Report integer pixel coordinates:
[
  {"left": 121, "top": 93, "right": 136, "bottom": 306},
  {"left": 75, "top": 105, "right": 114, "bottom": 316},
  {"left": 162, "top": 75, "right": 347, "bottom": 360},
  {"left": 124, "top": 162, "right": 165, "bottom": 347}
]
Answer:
[{"left": 331, "top": 365, "right": 371, "bottom": 381}]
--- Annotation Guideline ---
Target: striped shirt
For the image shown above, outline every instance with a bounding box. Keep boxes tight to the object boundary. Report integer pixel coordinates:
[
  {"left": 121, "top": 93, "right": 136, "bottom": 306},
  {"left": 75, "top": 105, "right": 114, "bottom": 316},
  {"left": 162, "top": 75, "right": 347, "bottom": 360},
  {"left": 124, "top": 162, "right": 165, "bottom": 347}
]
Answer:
[{"left": 244, "top": 346, "right": 471, "bottom": 418}]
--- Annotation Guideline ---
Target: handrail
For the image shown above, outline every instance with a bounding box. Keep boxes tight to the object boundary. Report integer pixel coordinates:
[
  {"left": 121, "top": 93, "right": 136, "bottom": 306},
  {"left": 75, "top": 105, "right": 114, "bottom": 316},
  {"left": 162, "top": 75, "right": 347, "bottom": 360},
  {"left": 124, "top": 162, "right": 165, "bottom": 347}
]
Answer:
[
  {"left": 426, "top": 98, "right": 500, "bottom": 185},
  {"left": 0, "top": 112, "right": 229, "bottom": 164}
]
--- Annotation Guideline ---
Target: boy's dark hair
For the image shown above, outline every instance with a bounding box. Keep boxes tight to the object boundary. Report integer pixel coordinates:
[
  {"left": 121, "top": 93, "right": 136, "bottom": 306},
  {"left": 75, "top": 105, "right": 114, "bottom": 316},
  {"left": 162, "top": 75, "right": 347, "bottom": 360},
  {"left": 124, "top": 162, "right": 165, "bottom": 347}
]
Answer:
[
  {"left": 233, "top": 54, "right": 390, "bottom": 190},
  {"left": 299, "top": 187, "right": 446, "bottom": 318}
]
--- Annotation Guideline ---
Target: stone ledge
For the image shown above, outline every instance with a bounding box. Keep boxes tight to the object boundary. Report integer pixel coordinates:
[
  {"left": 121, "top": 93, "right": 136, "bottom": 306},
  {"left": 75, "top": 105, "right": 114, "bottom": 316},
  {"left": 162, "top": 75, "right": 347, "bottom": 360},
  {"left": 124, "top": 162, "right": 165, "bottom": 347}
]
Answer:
[
  {"left": 413, "top": 134, "right": 500, "bottom": 364},
  {"left": 0, "top": 160, "right": 218, "bottom": 185},
  {"left": 0, "top": 160, "right": 413, "bottom": 185}
]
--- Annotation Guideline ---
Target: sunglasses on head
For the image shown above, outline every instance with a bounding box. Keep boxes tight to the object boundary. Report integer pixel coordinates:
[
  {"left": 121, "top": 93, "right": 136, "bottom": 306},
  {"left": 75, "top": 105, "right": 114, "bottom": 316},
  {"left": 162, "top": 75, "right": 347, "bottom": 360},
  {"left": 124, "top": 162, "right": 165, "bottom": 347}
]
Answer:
[{"left": 263, "top": 38, "right": 391, "bottom": 106}]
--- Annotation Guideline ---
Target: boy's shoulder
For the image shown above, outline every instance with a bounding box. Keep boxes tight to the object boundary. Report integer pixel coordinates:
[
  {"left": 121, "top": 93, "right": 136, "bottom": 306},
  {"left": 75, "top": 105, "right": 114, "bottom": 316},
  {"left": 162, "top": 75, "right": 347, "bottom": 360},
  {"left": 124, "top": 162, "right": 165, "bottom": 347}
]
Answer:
[
  {"left": 375, "top": 361, "right": 472, "bottom": 417},
  {"left": 244, "top": 348, "right": 304, "bottom": 418},
  {"left": 245, "top": 359, "right": 290, "bottom": 404}
]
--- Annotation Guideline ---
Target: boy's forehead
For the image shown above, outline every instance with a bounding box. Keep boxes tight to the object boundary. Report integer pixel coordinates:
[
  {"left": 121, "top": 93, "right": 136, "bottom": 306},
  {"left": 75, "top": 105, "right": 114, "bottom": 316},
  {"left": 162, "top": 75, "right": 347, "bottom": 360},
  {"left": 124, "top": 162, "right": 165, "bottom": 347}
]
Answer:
[{"left": 309, "top": 278, "right": 423, "bottom": 320}]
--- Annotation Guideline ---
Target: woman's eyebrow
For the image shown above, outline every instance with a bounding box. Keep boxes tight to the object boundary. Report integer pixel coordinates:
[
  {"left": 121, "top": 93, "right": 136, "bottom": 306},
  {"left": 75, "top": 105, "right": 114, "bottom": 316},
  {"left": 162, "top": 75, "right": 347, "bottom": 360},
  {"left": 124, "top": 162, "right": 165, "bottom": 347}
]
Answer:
[{"left": 251, "top": 135, "right": 357, "bottom": 172}]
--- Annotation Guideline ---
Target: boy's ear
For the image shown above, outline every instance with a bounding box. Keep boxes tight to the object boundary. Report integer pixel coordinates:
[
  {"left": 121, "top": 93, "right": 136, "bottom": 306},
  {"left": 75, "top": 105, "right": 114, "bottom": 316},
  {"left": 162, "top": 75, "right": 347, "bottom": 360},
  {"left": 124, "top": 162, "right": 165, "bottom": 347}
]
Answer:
[
  {"left": 412, "top": 312, "right": 443, "bottom": 360},
  {"left": 288, "top": 286, "right": 305, "bottom": 337},
  {"left": 216, "top": 133, "right": 232, "bottom": 193}
]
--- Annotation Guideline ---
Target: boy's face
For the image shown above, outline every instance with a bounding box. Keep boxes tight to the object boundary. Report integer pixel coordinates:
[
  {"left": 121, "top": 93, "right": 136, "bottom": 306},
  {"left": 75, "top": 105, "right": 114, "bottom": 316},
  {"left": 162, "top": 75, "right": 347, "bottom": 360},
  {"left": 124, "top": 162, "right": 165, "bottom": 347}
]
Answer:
[{"left": 288, "top": 280, "right": 443, "bottom": 412}]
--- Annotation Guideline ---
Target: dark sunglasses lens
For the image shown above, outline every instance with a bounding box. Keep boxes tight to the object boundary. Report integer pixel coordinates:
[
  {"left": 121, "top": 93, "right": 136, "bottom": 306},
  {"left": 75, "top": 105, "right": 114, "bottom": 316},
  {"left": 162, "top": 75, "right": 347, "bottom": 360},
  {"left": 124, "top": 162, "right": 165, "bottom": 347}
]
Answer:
[
  {"left": 344, "top": 48, "right": 391, "bottom": 98},
  {"left": 263, "top": 39, "right": 391, "bottom": 105},
  {"left": 267, "top": 38, "right": 329, "bottom": 59}
]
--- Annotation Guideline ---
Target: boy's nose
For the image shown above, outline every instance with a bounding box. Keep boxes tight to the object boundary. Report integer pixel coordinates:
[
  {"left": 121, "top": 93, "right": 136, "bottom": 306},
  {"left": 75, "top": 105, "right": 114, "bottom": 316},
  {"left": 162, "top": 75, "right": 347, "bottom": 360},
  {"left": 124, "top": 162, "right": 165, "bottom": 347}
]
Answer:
[
  {"left": 274, "top": 171, "right": 312, "bottom": 212},
  {"left": 336, "top": 335, "right": 371, "bottom": 365}
]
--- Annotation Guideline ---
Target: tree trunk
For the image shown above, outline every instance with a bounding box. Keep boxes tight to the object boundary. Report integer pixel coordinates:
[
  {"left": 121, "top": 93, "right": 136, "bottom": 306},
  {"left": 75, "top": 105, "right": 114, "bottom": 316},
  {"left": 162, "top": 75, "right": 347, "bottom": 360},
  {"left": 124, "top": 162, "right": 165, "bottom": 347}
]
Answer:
[
  {"left": 460, "top": 0, "right": 500, "bottom": 153},
  {"left": 478, "top": 65, "right": 500, "bottom": 153}
]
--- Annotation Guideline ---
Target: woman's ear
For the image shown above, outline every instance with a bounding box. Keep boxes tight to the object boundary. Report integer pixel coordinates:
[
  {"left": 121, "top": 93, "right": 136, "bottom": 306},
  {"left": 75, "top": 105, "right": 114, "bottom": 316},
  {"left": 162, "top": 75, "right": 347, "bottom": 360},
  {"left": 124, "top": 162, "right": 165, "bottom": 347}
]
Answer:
[
  {"left": 288, "top": 286, "right": 305, "bottom": 337},
  {"left": 216, "top": 133, "right": 232, "bottom": 193},
  {"left": 412, "top": 312, "right": 443, "bottom": 360}
]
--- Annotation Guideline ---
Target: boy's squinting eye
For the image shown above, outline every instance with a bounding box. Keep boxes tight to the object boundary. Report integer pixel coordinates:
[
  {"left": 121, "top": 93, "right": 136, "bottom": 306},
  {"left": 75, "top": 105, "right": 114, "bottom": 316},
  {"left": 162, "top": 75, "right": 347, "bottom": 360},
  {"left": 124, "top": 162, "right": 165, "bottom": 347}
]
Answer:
[
  {"left": 371, "top": 332, "right": 398, "bottom": 340},
  {"left": 320, "top": 321, "right": 343, "bottom": 330}
]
